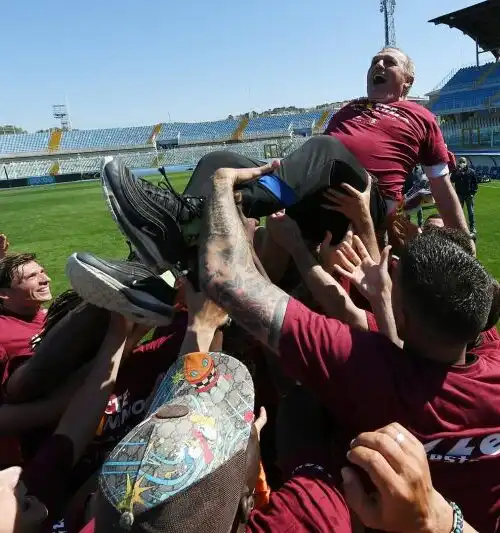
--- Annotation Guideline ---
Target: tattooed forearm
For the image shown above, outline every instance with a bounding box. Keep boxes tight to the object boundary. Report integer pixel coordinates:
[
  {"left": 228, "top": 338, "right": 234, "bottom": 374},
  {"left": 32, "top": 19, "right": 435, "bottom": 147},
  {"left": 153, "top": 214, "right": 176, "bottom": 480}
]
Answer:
[{"left": 199, "top": 175, "right": 289, "bottom": 351}]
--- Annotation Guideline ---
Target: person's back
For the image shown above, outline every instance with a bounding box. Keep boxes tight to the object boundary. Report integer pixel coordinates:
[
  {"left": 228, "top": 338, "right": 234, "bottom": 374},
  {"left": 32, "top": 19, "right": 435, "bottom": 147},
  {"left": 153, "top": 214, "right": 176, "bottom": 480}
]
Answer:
[{"left": 275, "top": 233, "right": 500, "bottom": 532}]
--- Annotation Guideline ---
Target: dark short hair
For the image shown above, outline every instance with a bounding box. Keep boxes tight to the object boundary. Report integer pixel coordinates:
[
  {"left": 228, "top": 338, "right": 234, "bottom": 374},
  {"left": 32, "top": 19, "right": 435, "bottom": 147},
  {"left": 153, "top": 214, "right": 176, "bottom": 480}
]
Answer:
[
  {"left": 425, "top": 226, "right": 475, "bottom": 256},
  {"left": 400, "top": 232, "right": 492, "bottom": 345},
  {"left": 0, "top": 253, "right": 37, "bottom": 289}
]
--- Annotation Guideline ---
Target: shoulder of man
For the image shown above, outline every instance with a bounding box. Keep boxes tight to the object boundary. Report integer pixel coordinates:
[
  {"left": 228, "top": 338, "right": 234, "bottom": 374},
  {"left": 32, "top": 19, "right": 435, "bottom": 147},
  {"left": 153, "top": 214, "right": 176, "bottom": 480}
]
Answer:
[{"left": 395, "top": 99, "right": 438, "bottom": 119}]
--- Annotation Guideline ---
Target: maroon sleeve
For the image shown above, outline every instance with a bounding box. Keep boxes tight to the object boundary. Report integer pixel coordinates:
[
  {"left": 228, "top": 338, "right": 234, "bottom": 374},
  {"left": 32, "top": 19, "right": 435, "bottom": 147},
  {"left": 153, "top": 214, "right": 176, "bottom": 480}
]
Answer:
[
  {"left": 365, "top": 311, "right": 379, "bottom": 332},
  {"left": 418, "top": 112, "right": 449, "bottom": 167},
  {"left": 0, "top": 345, "right": 9, "bottom": 387},
  {"left": 278, "top": 298, "right": 404, "bottom": 426},
  {"left": 279, "top": 298, "right": 353, "bottom": 387},
  {"left": 247, "top": 469, "right": 351, "bottom": 533},
  {"left": 21, "top": 434, "right": 74, "bottom": 521},
  {"left": 481, "top": 327, "right": 500, "bottom": 345}
]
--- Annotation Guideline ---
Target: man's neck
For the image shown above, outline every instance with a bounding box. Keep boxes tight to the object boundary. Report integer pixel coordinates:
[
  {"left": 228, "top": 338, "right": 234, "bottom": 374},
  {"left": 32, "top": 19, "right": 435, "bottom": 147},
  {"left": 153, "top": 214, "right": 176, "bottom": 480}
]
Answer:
[
  {"left": 2, "top": 303, "right": 41, "bottom": 320},
  {"left": 405, "top": 339, "right": 467, "bottom": 366}
]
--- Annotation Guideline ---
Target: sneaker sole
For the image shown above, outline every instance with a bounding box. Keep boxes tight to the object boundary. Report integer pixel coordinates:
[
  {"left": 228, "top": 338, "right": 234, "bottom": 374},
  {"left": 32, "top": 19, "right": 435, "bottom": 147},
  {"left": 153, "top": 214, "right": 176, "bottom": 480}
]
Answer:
[
  {"left": 66, "top": 253, "right": 173, "bottom": 326},
  {"left": 100, "top": 157, "right": 171, "bottom": 271}
]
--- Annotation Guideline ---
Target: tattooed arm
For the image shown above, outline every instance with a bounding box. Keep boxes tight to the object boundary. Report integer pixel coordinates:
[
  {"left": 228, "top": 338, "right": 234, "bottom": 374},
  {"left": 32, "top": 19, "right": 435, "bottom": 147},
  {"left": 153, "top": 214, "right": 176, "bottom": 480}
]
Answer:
[{"left": 198, "top": 164, "right": 290, "bottom": 353}]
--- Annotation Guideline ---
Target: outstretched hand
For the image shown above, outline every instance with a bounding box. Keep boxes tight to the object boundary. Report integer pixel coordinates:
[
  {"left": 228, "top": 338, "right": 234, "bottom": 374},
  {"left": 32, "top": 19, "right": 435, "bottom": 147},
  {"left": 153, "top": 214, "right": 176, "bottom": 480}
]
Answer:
[
  {"left": 319, "top": 229, "right": 353, "bottom": 276},
  {"left": 333, "top": 235, "right": 392, "bottom": 301},
  {"left": 183, "top": 278, "right": 229, "bottom": 331},
  {"left": 214, "top": 160, "right": 280, "bottom": 187},
  {"left": 322, "top": 173, "right": 372, "bottom": 226},
  {"left": 391, "top": 214, "right": 422, "bottom": 247}
]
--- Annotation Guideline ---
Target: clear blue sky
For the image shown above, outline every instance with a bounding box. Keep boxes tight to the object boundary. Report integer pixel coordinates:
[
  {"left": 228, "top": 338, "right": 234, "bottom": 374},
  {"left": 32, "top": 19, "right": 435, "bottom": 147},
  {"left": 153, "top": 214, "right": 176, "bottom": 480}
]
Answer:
[{"left": 3, "top": 0, "right": 484, "bottom": 131}]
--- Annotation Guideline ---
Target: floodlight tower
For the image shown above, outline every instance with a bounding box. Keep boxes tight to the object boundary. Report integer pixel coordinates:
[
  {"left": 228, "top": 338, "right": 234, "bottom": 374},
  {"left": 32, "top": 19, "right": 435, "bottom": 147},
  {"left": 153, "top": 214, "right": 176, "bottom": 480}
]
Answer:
[
  {"left": 380, "top": 0, "right": 396, "bottom": 47},
  {"left": 52, "top": 104, "right": 72, "bottom": 131}
]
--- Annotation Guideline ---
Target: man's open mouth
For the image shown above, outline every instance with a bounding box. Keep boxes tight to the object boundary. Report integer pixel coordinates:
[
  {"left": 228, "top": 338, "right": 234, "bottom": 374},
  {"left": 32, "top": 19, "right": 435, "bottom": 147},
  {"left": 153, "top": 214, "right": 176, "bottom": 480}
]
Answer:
[{"left": 373, "top": 73, "right": 387, "bottom": 85}]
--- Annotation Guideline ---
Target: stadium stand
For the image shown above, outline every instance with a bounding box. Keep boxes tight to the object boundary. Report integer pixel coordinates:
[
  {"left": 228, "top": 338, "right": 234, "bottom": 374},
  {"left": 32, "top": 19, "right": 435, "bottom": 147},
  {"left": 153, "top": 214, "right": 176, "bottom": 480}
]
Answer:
[
  {"left": 429, "top": 2, "right": 500, "bottom": 153},
  {"left": 59, "top": 126, "right": 152, "bottom": 151},
  {"left": 242, "top": 115, "right": 293, "bottom": 139},
  {"left": 0, "top": 138, "right": 308, "bottom": 180},
  {"left": 157, "top": 119, "right": 239, "bottom": 145},
  {"left": 430, "top": 62, "right": 500, "bottom": 114},
  {"left": 0, "top": 132, "right": 50, "bottom": 154},
  {"left": 241, "top": 111, "right": 329, "bottom": 140},
  {"left": 0, "top": 109, "right": 335, "bottom": 159}
]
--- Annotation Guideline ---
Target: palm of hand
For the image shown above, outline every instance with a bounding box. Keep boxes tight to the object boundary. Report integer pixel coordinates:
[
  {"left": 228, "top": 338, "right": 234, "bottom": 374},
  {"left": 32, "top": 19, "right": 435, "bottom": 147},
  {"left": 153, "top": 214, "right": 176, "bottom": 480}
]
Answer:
[
  {"left": 350, "top": 258, "right": 388, "bottom": 299},
  {"left": 320, "top": 231, "right": 353, "bottom": 275}
]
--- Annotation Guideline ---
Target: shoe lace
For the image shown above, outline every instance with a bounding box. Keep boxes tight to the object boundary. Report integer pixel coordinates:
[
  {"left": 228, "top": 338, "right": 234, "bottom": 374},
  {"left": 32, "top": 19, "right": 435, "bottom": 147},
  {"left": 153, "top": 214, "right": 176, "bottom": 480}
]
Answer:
[{"left": 157, "top": 167, "right": 204, "bottom": 222}]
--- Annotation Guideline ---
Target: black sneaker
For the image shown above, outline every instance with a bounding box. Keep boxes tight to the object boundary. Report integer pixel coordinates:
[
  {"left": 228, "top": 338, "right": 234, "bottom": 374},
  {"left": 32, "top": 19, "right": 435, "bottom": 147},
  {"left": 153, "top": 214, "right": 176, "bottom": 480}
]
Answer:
[
  {"left": 66, "top": 252, "right": 178, "bottom": 325},
  {"left": 101, "top": 157, "right": 204, "bottom": 273}
]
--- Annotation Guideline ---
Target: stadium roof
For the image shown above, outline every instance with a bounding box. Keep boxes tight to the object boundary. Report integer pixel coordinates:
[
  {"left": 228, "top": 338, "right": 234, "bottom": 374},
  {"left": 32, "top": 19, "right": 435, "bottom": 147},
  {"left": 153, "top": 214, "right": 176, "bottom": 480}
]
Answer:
[{"left": 429, "top": 0, "right": 500, "bottom": 60}]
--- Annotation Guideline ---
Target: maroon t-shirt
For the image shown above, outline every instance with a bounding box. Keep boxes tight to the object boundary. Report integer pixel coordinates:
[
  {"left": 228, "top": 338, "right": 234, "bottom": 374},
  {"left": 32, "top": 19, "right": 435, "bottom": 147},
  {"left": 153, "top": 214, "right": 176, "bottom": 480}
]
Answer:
[
  {"left": 0, "top": 309, "right": 46, "bottom": 384},
  {"left": 279, "top": 298, "right": 500, "bottom": 533},
  {"left": 248, "top": 467, "right": 351, "bottom": 532},
  {"left": 0, "top": 310, "right": 47, "bottom": 468},
  {"left": 99, "top": 315, "right": 186, "bottom": 439},
  {"left": 324, "top": 99, "right": 449, "bottom": 201}
]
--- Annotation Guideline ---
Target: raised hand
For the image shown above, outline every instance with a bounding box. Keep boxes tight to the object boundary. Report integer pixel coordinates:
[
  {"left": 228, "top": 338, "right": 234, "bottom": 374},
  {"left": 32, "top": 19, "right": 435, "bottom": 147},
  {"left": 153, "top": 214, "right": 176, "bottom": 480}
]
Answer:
[
  {"left": 321, "top": 173, "right": 372, "bottom": 225},
  {"left": 319, "top": 229, "right": 353, "bottom": 276},
  {"left": 390, "top": 214, "right": 421, "bottom": 247},
  {"left": 183, "top": 278, "right": 229, "bottom": 331},
  {"left": 214, "top": 160, "right": 280, "bottom": 187},
  {"left": 333, "top": 235, "right": 392, "bottom": 301}
]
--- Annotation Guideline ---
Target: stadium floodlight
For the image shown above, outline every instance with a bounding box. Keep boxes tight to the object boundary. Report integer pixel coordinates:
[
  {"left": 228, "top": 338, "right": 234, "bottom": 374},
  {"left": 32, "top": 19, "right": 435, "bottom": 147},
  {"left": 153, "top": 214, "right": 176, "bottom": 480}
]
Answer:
[
  {"left": 380, "top": 0, "right": 396, "bottom": 47},
  {"left": 53, "top": 104, "right": 72, "bottom": 131}
]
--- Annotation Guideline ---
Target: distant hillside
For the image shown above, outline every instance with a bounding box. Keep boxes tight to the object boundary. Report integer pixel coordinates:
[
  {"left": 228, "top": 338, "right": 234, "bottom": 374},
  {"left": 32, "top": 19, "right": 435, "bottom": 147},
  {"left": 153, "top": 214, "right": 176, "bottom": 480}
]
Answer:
[{"left": 229, "top": 102, "right": 346, "bottom": 120}]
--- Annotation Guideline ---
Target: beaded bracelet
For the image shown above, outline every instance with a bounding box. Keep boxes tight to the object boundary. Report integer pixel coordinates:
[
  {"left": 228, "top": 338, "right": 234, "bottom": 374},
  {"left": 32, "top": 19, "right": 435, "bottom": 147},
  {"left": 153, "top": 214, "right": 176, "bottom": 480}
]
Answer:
[{"left": 448, "top": 501, "right": 464, "bottom": 533}]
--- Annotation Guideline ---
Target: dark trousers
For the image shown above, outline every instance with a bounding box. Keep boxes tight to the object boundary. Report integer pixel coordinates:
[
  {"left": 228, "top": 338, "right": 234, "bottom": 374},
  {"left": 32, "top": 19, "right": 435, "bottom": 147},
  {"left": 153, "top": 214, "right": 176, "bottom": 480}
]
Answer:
[
  {"left": 184, "top": 136, "right": 386, "bottom": 245},
  {"left": 416, "top": 207, "right": 423, "bottom": 227},
  {"left": 458, "top": 194, "right": 476, "bottom": 231}
]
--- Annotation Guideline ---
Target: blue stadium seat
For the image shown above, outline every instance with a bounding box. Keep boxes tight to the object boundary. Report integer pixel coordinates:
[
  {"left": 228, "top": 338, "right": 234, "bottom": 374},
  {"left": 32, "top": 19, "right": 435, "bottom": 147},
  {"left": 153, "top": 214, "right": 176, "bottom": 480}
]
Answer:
[
  {"left": 0, "top": 111, "right": 332, "bottom": 157},
  {"left": 158, "top": 119, "right": 238, "bottom": 144},
  {"left": 59, "top": 126, "right": 152, "bottom": 150},
  {"left": 431, "top": 63, "right": 500, "bottom": 115},
  {"left": 0, "top": 132, "right": 50, "bottom": 155}
]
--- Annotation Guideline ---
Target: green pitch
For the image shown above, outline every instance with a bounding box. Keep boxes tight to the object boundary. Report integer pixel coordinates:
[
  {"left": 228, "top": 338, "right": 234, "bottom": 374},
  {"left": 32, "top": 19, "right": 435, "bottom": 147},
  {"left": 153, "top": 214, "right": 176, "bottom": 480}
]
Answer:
[
  {"left": 0, "top": 172, "right": 191, "bottom": 296},
  {"left": 1, "top": 174, "right": 499, "bottom": 297}
]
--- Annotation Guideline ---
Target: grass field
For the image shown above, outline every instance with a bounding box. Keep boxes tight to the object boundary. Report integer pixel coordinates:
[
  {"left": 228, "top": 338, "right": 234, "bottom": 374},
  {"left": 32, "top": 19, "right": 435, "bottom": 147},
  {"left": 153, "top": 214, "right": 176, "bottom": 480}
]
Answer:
[
  {"left": 0, "top": 172, "right": 191, "bottom": 296},
  {"left": 1, "top": 174, "right": 499, "bottom": 297}
]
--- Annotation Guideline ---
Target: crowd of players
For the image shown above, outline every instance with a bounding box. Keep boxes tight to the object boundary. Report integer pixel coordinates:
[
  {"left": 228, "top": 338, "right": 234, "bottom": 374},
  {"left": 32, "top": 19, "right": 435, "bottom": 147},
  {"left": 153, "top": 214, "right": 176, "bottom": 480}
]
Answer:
[{"left": 0, "top": 47, "right": 498, "bottom": 533}]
